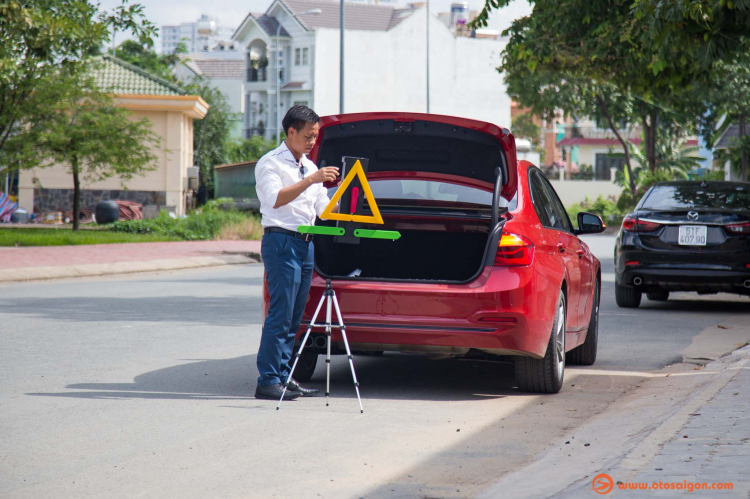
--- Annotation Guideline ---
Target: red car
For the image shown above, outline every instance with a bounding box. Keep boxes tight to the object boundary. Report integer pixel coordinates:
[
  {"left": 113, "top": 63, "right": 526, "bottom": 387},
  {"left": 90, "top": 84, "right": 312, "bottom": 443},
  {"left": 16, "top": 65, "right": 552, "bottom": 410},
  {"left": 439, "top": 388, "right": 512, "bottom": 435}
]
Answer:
[{"left": 263, "top": 113, "right": 604, "bottom": 393}]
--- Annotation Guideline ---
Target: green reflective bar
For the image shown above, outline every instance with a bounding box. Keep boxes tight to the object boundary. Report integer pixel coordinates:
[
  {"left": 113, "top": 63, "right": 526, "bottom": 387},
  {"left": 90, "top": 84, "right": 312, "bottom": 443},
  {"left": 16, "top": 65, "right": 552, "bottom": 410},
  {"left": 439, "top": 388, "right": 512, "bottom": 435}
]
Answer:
[
  {"left": 297, "top": 225, "right": 345, "bottom": 236},
  {"left": 354, "top": 229, "right": 401, "bottom": 240}
]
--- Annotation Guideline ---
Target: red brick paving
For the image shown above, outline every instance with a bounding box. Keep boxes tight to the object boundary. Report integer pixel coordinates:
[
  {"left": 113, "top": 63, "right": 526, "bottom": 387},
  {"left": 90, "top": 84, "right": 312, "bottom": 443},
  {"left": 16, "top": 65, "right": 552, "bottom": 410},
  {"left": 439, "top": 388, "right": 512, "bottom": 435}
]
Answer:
[{"left": 0, "top": 240, "right": 262, "bottom": 270}]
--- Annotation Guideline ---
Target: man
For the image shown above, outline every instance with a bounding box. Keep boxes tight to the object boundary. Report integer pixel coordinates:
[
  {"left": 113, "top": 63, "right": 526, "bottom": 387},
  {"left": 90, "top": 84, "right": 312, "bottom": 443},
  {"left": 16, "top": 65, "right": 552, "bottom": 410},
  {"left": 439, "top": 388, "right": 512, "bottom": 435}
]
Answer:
[{"left": 254, "top": 105, "right": 339, "bottom": 401}]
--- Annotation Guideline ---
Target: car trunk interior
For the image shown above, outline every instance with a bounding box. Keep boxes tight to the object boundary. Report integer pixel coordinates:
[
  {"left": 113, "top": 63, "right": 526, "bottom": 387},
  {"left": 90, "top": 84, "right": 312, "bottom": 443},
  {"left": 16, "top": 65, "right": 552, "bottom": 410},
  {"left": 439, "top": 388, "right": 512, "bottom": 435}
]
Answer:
[
  {"left": 314, "top": 214, "right": 492, "bottom": 282},
  {"left": 311, "top": 117, "right": 509, "bottom": 283}
]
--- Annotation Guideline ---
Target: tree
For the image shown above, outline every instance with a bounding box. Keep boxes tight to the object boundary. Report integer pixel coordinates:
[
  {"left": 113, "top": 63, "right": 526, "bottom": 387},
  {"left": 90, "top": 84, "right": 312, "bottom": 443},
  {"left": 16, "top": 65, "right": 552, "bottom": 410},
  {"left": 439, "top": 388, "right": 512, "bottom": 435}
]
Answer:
[
  {"left": 20, "top": 69, "right": 160, "bottom": 230},
  {"left": 0, "top": 0, "right": 155, "bottom": 155},
  {"left": 225, "top": 136, "right": 277, "bottom": 165},
  {"left": 115, "top": 39, "right": 187, "bottom": 82},
  {"left": 511, "top": 114, "right": 540, "bottom": 143},
  {"left": 471, "top": 0, "right": 748, "bottom": 174}
]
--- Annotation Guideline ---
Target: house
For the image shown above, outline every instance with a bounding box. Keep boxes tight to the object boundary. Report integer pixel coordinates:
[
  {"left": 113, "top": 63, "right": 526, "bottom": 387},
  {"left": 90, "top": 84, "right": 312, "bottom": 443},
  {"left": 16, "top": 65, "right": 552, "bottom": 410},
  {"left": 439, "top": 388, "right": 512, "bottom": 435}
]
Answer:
[
  {"left": 232, "top": 0, "right": 510, "bottom": 141},
  {"left": 713, "top": 124, "right": 750, "bottom": 180},
  {"left": 176, "top": 57, "right": 245, "bottom": 139},
  {"left": 18, "top": 56, "right": 208, "bottom": 217},
  {"left": 162, "top": 15, "right": 242, "bottom": 58}
]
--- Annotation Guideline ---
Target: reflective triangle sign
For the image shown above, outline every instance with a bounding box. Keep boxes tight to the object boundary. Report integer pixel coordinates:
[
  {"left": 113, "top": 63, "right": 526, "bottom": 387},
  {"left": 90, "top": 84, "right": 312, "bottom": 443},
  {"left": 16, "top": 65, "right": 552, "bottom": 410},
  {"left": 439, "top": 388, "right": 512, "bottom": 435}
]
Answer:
[{"left": 320, "top": 159, "right": 384, "bottom": 224}]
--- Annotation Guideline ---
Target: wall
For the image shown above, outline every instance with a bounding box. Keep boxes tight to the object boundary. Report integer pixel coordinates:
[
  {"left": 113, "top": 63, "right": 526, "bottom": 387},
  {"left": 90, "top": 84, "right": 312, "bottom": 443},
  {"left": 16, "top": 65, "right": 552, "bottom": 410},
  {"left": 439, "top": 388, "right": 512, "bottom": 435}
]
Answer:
[
  {"left": 312, "top": 8, "right": 510, "bottom": 126},
  {"left": 548, "top": 180, "right": 623, "bottom": 207}
]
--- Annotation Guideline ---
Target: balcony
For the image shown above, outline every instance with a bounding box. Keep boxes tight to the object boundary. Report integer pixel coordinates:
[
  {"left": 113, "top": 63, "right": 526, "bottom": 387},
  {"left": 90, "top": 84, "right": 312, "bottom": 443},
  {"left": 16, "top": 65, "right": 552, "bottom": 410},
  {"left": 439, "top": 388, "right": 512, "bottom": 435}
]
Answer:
[{"left": 247, "top": 68, "right": 267, "bottom": 82}]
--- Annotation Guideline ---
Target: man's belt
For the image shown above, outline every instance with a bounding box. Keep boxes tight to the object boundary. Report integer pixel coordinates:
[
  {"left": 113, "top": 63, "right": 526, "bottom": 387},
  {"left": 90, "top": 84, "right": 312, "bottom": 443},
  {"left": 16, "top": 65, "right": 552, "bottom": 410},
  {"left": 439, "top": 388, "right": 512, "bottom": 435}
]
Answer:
[{"left": 264, "top": 227, "right": 312, "bottom": 241}]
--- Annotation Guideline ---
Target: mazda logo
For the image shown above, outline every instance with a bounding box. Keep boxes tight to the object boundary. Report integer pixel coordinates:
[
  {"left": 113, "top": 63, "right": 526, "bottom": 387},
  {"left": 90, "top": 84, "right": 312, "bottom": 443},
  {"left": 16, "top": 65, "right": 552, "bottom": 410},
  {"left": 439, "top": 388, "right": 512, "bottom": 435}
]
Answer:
[{"left": 687, "top": 211, "right": 699, "bottom": 221}]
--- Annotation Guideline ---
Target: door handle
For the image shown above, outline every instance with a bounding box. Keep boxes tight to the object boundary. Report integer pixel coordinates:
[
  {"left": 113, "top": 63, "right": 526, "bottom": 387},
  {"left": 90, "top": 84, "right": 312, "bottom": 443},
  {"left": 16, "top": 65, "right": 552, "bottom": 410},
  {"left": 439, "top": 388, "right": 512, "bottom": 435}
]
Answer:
[
  {"left": 576, "top": 249, "right": 584, "bottom": 259},
  {"left": 557, "top": 243, "right": 565, "bottom": 253}
]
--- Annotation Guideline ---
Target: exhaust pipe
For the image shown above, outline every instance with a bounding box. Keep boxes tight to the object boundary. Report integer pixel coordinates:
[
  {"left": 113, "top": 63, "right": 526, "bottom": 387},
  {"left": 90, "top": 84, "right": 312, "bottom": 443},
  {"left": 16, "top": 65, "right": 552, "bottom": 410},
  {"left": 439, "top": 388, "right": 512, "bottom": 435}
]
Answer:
[
  {"left": 633, "top": 276, "right": 643, "bottom": 286},
  {"left": 314, "top": 335, "right": 327, "bottom": 349},
  {"left": 304, "top": 336, "right": 314, "bottom": 348},
  {"left": 744, "top": 280, "right": 750, "bottom": 289}
]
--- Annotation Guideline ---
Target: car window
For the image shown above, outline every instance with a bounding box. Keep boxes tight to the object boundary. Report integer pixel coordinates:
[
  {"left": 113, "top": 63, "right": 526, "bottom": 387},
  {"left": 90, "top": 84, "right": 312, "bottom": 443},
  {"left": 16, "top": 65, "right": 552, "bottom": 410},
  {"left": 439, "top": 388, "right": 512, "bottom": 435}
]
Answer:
[
  {"left": 540, "top": 177, "right": 573, "bottom": 232},
  {"left": 641, "top": 183, "right": 750, "bottom": 211},
  {"left": 328, "top": 179, "right": 494, "bottom": 207},
  {"left": 528, "top": 171, "right": 554, "bottom": 226}
]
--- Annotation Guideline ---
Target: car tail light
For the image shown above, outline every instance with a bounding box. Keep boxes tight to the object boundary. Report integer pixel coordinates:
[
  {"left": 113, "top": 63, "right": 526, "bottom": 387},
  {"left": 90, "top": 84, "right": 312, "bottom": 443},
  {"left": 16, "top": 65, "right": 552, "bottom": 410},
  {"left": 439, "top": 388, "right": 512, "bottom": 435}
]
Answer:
[
  {"left": 625, "top": 261, "right": 639, "bottom": 266},
  {"left": 725, "top": 222, "right": 750, "bottom": 235},
  {"left": 622, "top": 215, "right": 661, "bottom": 232},
  {"left": 494, "top": 233, "right": 535, "bottom": 267}
]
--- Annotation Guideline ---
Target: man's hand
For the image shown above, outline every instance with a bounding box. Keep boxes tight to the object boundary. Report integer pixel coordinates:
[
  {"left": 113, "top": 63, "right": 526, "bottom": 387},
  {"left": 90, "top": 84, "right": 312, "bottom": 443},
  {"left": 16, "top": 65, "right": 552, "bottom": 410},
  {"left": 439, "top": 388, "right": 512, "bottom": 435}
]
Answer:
[{"left": 308, "top": 167, "right": 339, "bottom": 184}]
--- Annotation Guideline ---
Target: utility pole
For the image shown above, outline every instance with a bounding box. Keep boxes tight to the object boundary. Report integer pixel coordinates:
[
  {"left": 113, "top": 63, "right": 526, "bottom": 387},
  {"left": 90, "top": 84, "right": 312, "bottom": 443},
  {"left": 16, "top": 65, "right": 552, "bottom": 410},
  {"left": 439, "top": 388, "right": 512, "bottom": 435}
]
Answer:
[
  {"left": 340, "top": 0, "right": 345, "bottom": 114},
  {"left": 426, "top": 0, "right": 430, "bottom": 113}
]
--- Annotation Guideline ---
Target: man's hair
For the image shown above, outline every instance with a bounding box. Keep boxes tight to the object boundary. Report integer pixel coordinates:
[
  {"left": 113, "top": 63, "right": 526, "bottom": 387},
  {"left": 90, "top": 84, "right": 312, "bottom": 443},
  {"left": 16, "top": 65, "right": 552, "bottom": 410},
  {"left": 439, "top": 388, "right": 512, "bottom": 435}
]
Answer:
[{"left": 282, "top": 105, "right": 320, "bottom": 135}]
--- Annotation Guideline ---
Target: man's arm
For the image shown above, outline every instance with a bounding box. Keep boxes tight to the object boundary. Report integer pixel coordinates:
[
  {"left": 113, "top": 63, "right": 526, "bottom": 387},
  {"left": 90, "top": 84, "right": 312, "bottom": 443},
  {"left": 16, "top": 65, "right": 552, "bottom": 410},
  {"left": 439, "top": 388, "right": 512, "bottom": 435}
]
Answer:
[{"left": 273, "top": 167, "right": 339, "bottom": 209}]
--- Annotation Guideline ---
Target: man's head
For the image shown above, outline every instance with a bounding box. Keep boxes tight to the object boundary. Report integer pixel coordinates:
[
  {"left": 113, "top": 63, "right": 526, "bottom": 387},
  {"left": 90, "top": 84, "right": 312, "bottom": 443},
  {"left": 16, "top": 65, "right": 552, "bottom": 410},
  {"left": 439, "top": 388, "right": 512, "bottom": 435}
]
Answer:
[{"left": 282, "top": 105, "right": 320, "bottom": 158}]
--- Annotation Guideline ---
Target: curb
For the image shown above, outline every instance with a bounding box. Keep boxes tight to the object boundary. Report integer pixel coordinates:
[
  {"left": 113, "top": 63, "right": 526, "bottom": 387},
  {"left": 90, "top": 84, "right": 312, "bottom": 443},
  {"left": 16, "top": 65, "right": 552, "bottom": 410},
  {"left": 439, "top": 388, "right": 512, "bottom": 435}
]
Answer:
[{"left": 0, "top": 254, "right": 258, "bottom": 284}]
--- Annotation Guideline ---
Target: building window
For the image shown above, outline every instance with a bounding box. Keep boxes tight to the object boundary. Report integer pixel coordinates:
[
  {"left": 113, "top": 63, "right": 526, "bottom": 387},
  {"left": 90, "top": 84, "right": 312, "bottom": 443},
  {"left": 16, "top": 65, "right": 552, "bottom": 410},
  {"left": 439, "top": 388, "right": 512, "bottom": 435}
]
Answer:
[
  {"left": 294, "top": 48, "right": 301, "bottom": 66},
  {"left": 594, "top": 153, "right": 626, "bottom": 180},
  {"left": 302, "top": 47, "right": 309, "bottom": 65}
]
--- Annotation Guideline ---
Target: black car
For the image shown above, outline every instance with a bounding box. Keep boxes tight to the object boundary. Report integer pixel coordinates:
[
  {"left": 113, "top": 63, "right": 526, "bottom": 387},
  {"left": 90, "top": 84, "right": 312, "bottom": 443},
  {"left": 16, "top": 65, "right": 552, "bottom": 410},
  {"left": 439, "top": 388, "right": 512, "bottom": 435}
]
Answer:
[{"left": 615, "top": 181, "right": 750, "bottom": 307}]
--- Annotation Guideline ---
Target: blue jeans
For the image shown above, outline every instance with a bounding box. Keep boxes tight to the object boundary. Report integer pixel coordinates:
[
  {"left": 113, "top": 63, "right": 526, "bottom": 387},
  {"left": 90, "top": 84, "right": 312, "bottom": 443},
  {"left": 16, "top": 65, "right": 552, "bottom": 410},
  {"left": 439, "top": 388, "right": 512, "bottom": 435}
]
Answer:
[{"left": 257, "top": 232, "right": 315, "bottom": 387}]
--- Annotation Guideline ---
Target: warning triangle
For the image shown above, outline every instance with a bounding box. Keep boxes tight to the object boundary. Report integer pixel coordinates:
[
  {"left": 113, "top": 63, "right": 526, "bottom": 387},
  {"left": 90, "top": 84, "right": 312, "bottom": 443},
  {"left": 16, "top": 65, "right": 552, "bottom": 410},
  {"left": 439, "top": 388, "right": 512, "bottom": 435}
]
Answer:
[{"left": 320, "top": 159, "right": 384, "bottom": 224}]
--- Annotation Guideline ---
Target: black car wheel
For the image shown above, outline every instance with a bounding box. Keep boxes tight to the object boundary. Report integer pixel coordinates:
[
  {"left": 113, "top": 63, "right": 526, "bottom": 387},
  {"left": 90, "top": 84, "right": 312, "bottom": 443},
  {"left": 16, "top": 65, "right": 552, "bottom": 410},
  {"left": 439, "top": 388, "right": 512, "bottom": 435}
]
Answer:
[
  {"left": 615, "top": 282, "right": 641, "bottom": 308},
  {"left": 515, "top": 291, "right": 565, "bottom": 394},
  {"left": 291, "top": 350, "right": 318, "bottom": 382},
  {"left": 567, "top": 280, "right": 599, "bottom": 366},
  {"left": 646, "top": 289, "right": 670, "bottom": 301}
]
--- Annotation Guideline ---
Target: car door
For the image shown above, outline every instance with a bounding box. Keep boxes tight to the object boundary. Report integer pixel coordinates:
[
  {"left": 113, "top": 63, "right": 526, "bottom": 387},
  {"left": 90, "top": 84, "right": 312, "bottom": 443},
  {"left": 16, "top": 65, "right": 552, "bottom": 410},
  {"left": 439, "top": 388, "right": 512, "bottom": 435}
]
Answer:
[
  {"left": 537, "top": 173, "right": 584, "bottom": 330},
  {"left": 528, "top": 170, "right": 580, "bottom": 330}
]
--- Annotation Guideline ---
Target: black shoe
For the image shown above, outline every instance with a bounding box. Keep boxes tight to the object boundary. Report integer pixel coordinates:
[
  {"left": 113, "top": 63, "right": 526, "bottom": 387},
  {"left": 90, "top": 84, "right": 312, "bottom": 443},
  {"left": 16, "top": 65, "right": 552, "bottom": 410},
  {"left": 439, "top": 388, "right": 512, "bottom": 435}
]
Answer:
[
  {"left": 255, "top": 383, "right": 301, "bottom": 400},
  {"left": 287, "top": 378, "right": 320, "bottom": 397}
]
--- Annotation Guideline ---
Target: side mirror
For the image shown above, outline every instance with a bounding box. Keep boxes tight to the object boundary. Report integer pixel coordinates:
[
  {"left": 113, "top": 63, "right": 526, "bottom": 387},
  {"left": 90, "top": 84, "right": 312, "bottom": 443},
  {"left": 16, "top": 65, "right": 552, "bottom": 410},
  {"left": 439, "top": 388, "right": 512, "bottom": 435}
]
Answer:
[{"left": 576, "top": 212, "right": 606, "bottom": 235}]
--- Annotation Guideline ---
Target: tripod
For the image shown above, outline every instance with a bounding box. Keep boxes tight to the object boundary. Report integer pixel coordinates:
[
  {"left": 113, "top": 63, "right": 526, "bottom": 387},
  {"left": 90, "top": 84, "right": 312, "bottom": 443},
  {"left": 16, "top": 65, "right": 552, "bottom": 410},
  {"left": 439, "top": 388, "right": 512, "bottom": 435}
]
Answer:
[{"left": 277, "top": 279, "right": 364, "bottom": 413}]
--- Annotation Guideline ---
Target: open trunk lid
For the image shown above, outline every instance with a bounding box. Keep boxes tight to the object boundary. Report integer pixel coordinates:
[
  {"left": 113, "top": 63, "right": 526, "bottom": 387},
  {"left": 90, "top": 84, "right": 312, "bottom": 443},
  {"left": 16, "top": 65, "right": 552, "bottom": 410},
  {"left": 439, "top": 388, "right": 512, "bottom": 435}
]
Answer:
[{"left": 309, "top": 112, "right": 517, "bottom": 200}]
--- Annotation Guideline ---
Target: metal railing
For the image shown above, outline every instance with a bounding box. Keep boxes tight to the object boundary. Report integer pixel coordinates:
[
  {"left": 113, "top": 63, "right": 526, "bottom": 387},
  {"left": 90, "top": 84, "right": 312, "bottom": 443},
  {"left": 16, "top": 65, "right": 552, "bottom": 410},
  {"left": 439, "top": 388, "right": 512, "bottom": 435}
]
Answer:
[{"left": 247, "top": 68, "right": 267, "bottom": 82}]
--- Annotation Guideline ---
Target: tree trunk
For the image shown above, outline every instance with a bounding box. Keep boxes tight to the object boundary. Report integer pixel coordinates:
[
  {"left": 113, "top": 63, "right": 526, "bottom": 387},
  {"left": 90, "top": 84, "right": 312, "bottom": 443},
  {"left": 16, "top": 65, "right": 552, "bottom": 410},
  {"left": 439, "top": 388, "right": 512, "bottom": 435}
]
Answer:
[
  {"left": 598, "top": 95, "right": 636, "bottom": 196},
  {"left": 644, "top": 111, "right": 658, "bottom": 173},
  {"left": 740, "top": 113, "right": 748, "bottom": 182},
  {"left": 72, "top": 157, "right": 80, "bottom": 232}
]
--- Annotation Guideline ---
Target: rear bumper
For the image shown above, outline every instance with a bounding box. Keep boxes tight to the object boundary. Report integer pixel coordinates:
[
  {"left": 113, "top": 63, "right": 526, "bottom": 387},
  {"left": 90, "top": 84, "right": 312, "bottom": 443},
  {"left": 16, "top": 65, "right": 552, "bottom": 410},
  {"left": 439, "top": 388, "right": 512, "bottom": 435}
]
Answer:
[
  {"left": 616, "top": 253, "right": 750, "bottom": 292},
  {"left": 298, "top": 266, "right": 559, "bottom": 359}
]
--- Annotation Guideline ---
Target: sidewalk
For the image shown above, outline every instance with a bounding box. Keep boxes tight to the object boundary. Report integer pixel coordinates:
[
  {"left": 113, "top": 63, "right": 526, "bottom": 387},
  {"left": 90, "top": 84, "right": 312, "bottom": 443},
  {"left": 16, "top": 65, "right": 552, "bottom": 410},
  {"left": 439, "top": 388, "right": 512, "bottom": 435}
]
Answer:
[
  {"left": 0, "top": 240, "right": 262, "bottom": 283},
  {"left": 478, "top": 345, "right": 750, "bottom": 498}
]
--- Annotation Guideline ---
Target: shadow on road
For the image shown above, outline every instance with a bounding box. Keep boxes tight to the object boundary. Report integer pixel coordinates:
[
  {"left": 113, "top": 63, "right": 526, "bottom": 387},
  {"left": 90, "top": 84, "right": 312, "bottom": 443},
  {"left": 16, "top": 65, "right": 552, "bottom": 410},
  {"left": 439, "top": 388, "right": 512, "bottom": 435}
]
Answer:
[
  {"left": 26, "top": 353, "right": 523, "bottom": 402},
  {"left": 0, "top": 295, "right": 261, "bottom": 326}
]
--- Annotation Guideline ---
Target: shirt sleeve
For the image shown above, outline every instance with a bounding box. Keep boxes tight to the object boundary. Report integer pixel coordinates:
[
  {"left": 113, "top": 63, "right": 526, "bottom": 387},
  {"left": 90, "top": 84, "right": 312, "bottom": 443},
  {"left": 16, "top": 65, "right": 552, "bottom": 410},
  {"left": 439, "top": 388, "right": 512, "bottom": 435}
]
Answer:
[
  {"left": 314, "top": 182, "right": 332, "bottom": 217},
  {"left": 256, "top": 157, "right": 283, "bottom": 209}
]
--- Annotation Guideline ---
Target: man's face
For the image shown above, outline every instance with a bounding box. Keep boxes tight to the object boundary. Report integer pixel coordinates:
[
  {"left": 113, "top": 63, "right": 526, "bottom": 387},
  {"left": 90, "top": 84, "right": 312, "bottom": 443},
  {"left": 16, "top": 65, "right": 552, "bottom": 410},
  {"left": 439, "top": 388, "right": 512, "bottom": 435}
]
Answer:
[{"left": 288, "top": 122, "right": 320, "bottom": 156}]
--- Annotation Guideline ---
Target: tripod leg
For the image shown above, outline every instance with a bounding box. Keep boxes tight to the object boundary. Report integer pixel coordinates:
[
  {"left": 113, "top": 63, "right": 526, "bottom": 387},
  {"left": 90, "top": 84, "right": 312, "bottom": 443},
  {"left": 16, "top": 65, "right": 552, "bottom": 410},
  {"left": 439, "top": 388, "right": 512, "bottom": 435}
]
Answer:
[
  {"left": 276, "top": 291, "right": 326, "bottom": 411},
  {"left": 332, "top": 292, "right": 364, "bottom": 414},
  {"left": 325, "top": 291, "right": 333, "bottom": 407}
]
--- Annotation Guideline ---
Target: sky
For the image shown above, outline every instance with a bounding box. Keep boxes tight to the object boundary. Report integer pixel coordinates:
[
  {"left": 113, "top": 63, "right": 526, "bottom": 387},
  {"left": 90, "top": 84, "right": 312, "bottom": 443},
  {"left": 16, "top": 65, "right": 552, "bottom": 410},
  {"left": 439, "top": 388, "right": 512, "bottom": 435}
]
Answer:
[{"left": 97, "top": 0, "right": 532, "bottom": 50}]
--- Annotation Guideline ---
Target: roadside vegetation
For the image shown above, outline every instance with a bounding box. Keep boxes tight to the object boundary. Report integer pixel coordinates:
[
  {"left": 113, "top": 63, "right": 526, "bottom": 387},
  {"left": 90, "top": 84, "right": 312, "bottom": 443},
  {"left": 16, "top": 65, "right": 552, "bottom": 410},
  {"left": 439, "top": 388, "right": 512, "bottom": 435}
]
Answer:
[{"left": 0, "top": 228, "right": 178, "bottom": 247}]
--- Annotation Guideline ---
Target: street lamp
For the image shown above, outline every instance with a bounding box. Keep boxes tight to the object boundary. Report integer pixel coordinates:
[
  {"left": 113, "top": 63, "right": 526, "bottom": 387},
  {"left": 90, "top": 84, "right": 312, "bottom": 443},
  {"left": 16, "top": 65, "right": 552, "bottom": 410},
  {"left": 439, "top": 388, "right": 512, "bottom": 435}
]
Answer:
[{"left": 276, "top": 8, "right": 322, "bottom": 145}]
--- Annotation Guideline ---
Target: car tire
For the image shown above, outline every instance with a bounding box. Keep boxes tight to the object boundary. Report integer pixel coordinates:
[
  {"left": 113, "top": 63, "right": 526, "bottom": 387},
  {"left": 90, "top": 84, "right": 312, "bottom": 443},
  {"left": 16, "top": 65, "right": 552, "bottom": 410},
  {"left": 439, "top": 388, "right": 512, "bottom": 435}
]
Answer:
[
  {"left": 646, "top": 289, "right": 670, "bottom": 301},
  {"left": 291, "top": 350, "right": 318, "bottom": 382},
  {"left": 615, "top": 282, "right": 641, "bottom": 308},
  {"left": 567, "top": 280, "right": 599, "bottom": 366},
  {"left": 515, "top": 291, "right": 565, "bottom": 394}
]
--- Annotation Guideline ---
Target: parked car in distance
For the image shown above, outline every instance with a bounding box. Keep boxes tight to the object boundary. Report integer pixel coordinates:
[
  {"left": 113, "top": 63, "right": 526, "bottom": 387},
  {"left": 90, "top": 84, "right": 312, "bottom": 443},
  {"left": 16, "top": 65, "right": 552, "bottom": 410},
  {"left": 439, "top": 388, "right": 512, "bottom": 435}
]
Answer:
[
  {"left": 263, "top": 112, "right": 604, "bottom": 394},
  {"left": 614, "top": 181, "right": 750, "bottom": 307}
]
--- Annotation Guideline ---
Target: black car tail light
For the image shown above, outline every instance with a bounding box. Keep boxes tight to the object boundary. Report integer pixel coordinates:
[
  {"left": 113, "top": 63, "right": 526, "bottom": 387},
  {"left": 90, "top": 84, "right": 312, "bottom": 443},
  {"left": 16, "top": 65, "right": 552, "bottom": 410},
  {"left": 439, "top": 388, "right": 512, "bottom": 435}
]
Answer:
[
  {"left": 725, "top": 222, "right": 750, "bottom": 235},
  {"left": 621, "top": 216, "right": 661, "bottom": 233}
]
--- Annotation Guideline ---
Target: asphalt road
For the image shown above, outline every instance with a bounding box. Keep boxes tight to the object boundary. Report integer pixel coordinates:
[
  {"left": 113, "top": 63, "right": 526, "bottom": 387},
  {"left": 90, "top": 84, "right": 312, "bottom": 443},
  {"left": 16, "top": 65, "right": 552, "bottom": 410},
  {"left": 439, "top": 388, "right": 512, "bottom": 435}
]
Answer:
[{"left": 1, "top": 235, "right": 748, "bottom": 498}]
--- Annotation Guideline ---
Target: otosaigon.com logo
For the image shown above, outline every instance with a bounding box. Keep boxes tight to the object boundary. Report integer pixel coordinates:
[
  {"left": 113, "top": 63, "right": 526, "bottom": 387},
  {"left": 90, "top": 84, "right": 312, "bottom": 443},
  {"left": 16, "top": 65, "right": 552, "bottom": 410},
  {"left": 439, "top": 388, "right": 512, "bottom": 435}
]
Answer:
[{"left": 591, "top": 474, "right": 733, "bottom": 494}]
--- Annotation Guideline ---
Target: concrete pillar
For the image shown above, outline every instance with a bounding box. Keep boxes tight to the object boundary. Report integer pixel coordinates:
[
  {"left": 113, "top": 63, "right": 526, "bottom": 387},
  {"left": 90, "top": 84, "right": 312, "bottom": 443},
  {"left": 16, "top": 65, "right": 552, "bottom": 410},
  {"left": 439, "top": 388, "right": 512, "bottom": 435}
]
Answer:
[{"left": 164, "top": 111, "right": 185, "bottom": 216}]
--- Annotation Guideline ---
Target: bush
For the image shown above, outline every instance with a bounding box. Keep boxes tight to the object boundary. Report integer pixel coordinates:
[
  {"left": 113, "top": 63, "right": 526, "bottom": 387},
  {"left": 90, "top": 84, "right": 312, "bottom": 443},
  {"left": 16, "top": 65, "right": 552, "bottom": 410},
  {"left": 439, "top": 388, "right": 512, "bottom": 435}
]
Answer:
[
  {"left": 108, "top": 199, "right": 262, "bottom": 240},
  {"left": 567, "top": 195, "right": 624, "bottom": 228}
]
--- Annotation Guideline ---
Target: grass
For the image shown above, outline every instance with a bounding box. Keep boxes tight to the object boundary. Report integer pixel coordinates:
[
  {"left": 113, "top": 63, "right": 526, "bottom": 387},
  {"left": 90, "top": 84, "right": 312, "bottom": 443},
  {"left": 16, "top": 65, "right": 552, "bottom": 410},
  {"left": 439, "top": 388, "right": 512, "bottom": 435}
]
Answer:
[{"left": 0, "top": 228, "right": 180, "bottom": 247}]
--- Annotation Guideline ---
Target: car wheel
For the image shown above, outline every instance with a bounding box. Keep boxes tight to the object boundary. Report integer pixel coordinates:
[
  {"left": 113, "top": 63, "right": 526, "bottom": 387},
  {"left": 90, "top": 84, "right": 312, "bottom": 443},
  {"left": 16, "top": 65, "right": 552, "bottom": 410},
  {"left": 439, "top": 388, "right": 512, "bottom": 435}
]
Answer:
[
  {"left": 615, "top": 282, "right": 641, "bottom": 308},
  {"left": 646, "top": 289, "right": 669, "bottom": 301},
  {"left": 291, "top": 350, "right": 318, "bottom": 382},
  {"left": 515, "top": 291, "right": 565, "bottom": 394},
  {"left": 567, "top": 280, "right": 599, "bottom": 366}
]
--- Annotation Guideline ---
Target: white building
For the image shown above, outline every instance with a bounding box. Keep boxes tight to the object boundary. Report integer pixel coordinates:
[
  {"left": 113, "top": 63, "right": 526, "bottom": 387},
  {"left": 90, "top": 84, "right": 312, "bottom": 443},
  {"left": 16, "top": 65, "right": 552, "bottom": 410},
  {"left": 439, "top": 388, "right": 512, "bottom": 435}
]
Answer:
[
  {"left": 232, "top": 0, "right": 510, "bottom": 141},
  {"left": 162, "top": 15, "right": 241, "bottom": 59}
]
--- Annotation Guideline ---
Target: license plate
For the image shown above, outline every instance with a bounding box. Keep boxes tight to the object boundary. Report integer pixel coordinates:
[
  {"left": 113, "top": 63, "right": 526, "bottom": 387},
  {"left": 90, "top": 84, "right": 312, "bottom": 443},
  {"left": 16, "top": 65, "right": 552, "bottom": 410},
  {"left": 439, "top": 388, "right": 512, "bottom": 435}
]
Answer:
[{"left": 678, "top": 225, "right": 707, "bottom": 246}]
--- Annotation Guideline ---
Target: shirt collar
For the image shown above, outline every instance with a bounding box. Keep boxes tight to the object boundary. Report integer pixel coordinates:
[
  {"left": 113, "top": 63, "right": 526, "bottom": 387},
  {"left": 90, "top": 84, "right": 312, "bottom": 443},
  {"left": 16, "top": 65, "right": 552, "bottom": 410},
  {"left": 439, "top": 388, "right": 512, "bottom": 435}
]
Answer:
[{"left": 280, "top": 141, "right": 305, "bottom": 165}]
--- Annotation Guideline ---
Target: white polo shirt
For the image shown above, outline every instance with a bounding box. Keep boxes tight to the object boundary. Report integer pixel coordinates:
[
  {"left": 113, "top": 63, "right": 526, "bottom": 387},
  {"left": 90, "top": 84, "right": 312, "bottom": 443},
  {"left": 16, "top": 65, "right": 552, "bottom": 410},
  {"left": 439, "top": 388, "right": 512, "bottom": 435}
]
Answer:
[{"left": 255, "top": 141, "right": 332, "bottom": 232}]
